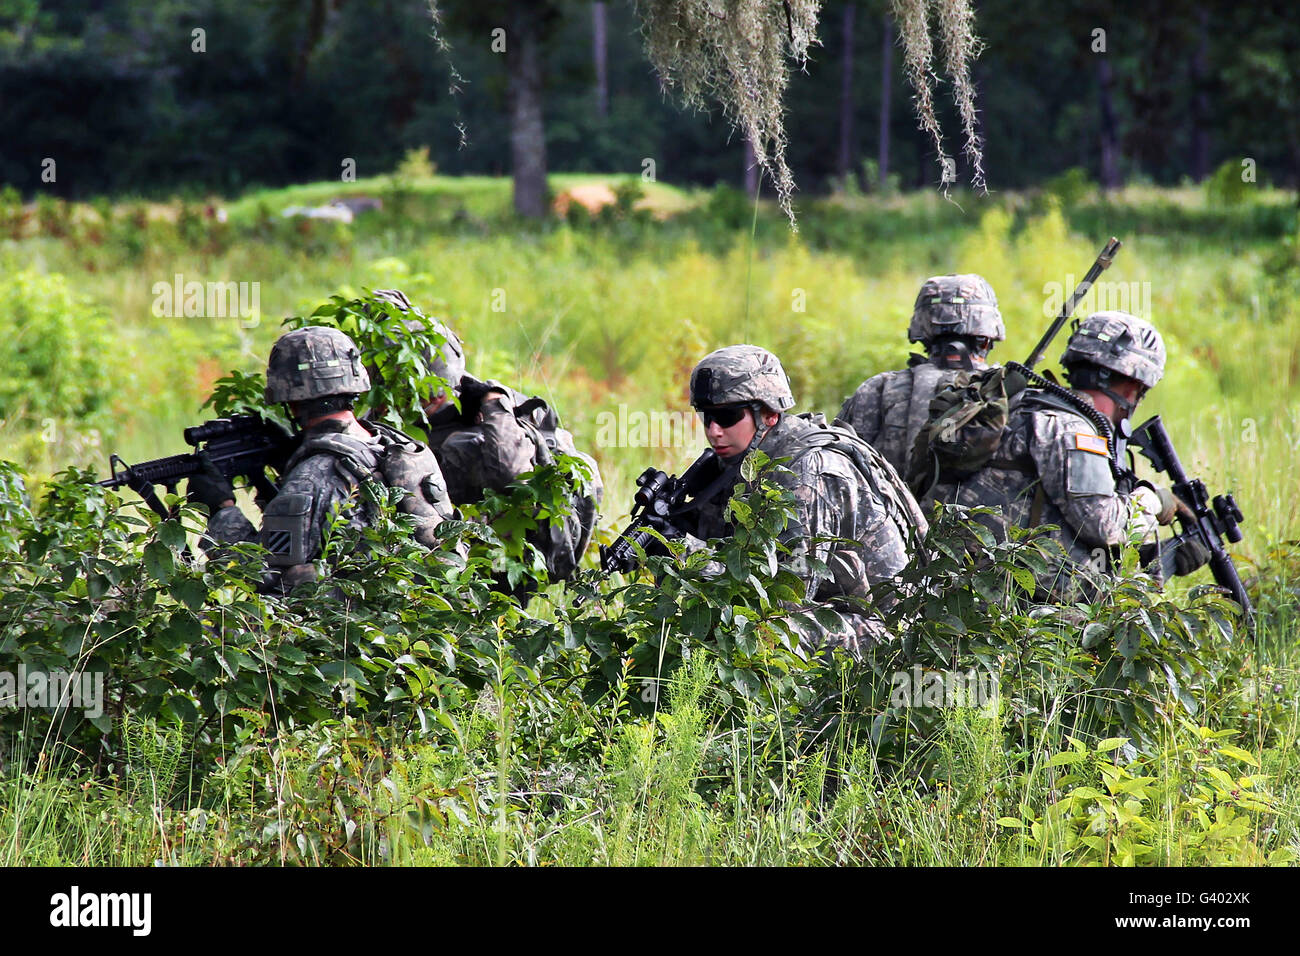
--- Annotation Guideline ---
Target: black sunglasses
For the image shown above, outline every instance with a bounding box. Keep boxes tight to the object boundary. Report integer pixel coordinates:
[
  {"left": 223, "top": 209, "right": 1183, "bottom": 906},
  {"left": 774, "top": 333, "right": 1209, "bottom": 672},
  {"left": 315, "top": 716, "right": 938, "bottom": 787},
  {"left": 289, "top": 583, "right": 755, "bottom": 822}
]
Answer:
[{"left": 699, "top": 405, "right": 749, "bottom": 428}]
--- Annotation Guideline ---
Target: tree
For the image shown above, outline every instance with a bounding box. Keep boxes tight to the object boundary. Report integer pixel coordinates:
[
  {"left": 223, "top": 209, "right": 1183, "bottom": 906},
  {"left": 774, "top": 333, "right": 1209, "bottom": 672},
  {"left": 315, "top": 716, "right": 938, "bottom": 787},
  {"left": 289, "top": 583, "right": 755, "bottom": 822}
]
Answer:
[
  {"left": 878, "top": 9, "right": 894, "bottom": 191},
  {"left": 593, "top": 1, "right": 609, "bottom": 119},
  {"left": 836, "top": 2, "right": 857, "bottom": 181},
  {"left": 437, "top": 1, "right": 564, "bottom": 219}
]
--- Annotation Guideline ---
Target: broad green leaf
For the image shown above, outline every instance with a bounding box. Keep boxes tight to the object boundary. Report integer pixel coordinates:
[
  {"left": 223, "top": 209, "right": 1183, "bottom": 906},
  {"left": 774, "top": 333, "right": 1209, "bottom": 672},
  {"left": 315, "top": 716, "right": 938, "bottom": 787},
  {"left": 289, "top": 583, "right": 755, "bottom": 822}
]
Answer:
[
  {"left": 144, "top": 540, "right": 175, "bottom": 584},
  {"left": 1216, "top": 746, "right": 1260, "bottom": 767}
]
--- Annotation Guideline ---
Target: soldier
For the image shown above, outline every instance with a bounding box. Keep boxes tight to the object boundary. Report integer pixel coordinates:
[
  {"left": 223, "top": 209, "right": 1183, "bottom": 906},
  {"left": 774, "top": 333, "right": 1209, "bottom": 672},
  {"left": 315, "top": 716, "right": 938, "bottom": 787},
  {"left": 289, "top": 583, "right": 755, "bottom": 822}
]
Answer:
[
  {"left": 926, "top": 311, "right": 1206, "bottom": 594},
  {"left": 190, "top": 326, "right": 455, "bottom": 589},
  {"left": 369, "top": 289, "right": 603, "bottom": 581},
  {"left": 838, "top": 274, "right": 1005, "bottom": 475},
  {"left": 669, "top": 344, "right": 928, "bottom": 652}
]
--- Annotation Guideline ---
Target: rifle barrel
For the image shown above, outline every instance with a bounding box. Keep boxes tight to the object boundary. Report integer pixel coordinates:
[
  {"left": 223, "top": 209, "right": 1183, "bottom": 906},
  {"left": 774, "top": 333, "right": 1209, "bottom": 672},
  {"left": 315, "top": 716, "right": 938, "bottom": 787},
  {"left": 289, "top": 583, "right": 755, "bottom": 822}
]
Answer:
[{"left": 1024, "top": 236, "right": 1122, "bottom": 370}]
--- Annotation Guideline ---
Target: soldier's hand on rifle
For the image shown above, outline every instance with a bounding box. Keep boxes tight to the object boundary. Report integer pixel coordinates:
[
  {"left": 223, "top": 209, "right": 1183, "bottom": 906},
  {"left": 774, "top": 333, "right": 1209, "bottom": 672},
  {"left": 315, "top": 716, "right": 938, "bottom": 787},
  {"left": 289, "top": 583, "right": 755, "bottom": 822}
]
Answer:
[
  {"left": 188, "top": 450, "right": 235, "bottom": 512},
  {"left": 1136, "top": 482, "right": 1178, "bottom": 525},
  {"left": 1173, "top": 534, "right": 1212, "bottom": 577}
]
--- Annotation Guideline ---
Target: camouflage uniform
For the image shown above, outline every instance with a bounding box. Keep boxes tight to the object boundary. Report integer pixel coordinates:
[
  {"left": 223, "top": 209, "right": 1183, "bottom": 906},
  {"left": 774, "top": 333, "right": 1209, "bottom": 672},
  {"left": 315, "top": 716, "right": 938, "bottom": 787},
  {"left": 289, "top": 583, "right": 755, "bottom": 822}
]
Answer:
[
  {"left": 204, "top": 327, "right": 454, "bottom": 588},
  {"left": 684, "top": 346, "right": 929, "bottom": 653},
  {"left": 423, "top": 375, "right": 603, "bottom": 580},
  {"left": 368, "top": 291, "right": 603, "bottom": 581},
  {"left": 924, "top": 312, "right": 1172, "bottom": 596},
  {"left": 838, "top": 274, "right": 1004, "bottom": 475}
]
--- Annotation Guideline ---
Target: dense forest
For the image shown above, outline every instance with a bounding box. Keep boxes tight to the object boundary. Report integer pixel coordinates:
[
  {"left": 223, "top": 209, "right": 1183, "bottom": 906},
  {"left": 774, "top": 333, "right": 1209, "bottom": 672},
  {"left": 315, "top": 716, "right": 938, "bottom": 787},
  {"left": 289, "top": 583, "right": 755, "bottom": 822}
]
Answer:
[{"left": 4, "top": 0, "right": 1300, "bottom": 202}]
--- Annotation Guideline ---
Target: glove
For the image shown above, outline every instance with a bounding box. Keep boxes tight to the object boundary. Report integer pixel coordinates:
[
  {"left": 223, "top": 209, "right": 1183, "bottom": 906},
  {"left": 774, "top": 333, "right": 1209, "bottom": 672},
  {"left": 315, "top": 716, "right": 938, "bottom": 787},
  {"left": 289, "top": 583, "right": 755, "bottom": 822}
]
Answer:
[
  {"left": 1152, "top": 485, "right": 1178, "bottom": 525},
  {"left": 187, "top": 451, "right": 235, "bottom": 512},
  {"left": 1129, "top": 485, "right": 1163, "bottom": 542},
  {"left": 1172, "top": 534, "right": 1212, "bottom": 577},
  {"left": 1137, "top": 481, "right": 1178, "bottom": 525}
]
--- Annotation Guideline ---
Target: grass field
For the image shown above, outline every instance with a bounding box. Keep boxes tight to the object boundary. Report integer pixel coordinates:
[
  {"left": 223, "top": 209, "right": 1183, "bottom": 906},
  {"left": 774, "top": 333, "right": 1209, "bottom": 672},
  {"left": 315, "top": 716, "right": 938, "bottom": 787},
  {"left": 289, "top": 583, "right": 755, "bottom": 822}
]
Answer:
[{"left": 2, "top": 171, "right": 1298, "bottom": 866}]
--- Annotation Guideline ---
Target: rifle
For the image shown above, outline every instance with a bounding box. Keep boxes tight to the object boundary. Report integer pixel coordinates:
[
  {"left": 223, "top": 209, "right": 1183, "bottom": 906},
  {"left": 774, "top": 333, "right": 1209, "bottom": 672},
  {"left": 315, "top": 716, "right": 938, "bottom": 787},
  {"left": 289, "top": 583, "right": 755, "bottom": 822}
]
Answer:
[
  {"left": 1005, "top": 237, "right": 1133, "bottom": 476},
  {"left": 1130, "top": 415, "right": 1254, "bottom": 631},
  {"left": 1023, "top": 236, "right": 1122, "bottom": 371},
  {"left": 600, "top": 451, "right": 729, "bottom": 574},
  {"left": 98, "top": 414, "right": 295, "bottom": 520}
]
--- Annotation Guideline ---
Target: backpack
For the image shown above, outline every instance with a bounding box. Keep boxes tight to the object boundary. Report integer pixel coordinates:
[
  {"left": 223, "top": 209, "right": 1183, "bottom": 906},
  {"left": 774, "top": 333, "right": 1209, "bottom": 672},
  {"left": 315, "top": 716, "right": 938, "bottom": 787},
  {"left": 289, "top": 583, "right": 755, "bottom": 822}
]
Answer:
[
  {"left": 769, "top": 412, "right": 930, "bottom": 549},
  {"left": 905, "top": 365, "right": 1029, "bottom": 498}
]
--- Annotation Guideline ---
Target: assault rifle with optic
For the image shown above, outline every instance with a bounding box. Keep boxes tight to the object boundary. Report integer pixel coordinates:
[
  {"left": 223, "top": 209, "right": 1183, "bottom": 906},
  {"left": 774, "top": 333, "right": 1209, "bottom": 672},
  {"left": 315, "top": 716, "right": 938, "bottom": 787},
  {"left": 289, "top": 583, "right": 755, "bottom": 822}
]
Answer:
[
  {"left": 600, "top": 450, "right": 736, "bottom": 574},
  {"left": 98, "top": 414, "right": 295, "bottom": 519},
  {"left": 1131, "top": 415, "right": 1254, "bottom": 629}
]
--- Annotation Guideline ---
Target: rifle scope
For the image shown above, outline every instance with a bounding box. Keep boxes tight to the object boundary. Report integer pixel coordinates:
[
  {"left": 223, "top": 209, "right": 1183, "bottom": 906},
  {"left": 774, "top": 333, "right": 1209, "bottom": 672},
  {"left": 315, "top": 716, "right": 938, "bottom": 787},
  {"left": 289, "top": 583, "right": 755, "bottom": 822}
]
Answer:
[
  {"left": 184, "top": 415, "right": 260, "bottom": 446},
  {"left": 1213, "top": 493, "right": 1244, "bottom": 544}
]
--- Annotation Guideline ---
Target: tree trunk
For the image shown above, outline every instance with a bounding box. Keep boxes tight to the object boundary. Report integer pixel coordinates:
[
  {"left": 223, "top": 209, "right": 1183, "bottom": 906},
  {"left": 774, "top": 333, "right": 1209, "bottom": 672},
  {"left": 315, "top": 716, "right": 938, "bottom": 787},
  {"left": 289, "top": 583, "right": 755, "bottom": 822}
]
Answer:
[
  {"left": 1190, "top": 6, "right": 1211, "bottom": 181},
  {"left": 1098, "top": 56, "right": 1122, "bottom": 190},
  {"left": 878, "top": 13, "right": 893, "bottom": 191},
  {"left": 836, "top": 3, "right": 857, "bottom": 180},
  {"left": 744, "top": 134, "right": 759, "bottom": 197},
  {"left": 292, "top": 0, "right": 328, "bottom": 92},
  {"left": 593, "top": 1, "right": 609, "bottom": 119},
  {"left": 508, "top": 5, "right": 548, "bottom": 218}
]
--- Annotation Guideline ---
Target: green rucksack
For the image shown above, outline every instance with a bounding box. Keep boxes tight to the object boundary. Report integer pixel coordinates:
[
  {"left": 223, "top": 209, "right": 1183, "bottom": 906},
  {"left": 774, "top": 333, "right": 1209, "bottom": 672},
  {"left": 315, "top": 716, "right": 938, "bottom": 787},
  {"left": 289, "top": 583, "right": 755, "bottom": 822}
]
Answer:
[{"left": 905, "top": 364, "right": 1029, "bottom": 497}]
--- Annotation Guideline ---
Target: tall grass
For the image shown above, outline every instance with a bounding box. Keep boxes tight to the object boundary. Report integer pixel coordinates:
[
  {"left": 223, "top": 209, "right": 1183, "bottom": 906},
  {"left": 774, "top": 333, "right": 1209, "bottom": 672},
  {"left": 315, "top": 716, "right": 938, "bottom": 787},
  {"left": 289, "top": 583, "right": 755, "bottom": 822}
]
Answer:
[
  {"left": 2, "top": 176, "right": 1297, "bottom": 866},
  {"left": 6, "top": 637, "right": 1295, "bottom": 866}
]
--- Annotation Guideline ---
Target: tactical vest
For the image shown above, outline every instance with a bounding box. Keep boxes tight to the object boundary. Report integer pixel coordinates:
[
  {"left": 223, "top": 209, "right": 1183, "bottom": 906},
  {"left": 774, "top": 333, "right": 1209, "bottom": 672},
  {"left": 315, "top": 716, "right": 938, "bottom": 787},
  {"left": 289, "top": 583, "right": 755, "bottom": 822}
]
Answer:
[{"left": 263, "top": 420, "right": 451, "bottom": 566}]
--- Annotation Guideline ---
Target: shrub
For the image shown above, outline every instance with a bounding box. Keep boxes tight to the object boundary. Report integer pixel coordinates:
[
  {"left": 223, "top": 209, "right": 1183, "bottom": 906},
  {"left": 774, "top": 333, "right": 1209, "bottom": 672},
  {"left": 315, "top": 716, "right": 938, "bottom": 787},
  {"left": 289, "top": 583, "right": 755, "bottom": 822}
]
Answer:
[{"left": 1204, "top": 158, "right": 1257, "bottom": 207}]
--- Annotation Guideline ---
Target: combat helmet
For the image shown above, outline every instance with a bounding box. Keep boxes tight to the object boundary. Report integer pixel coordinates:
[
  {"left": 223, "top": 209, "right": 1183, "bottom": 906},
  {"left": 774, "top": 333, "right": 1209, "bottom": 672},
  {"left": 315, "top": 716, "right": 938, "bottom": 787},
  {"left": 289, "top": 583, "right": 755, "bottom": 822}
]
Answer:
[
  {"left": 908, "top": 274, "right": 1005, "bottom": 344},
  {"left": 1060, "top": 311, "right": 1165, "bottom": 389},
  {"left": 265, "top": 326, "right": 370, "bottom": 404},
  {"left": 371, "top": 289, "right": 467, "bottom": 388},
  {"left": 689, "top": 345, "right": 795, "bottom": 412}
]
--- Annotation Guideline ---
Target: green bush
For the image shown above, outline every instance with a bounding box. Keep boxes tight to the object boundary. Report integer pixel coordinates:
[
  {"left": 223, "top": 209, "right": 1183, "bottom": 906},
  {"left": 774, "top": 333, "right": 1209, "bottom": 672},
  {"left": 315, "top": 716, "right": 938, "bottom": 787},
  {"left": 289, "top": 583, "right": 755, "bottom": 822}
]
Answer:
[
  {"left": 0, "top": 269, "right": 112, "bottom": 426},
  {"left": 1205, "top": 158, "right": 1257, "bottom": 207},
  {"left": 1040, "top": 167, "right": 1095, "bottom": 208},
  {"left": 0, "top": 270, "right": 114, "bottom": 471}
]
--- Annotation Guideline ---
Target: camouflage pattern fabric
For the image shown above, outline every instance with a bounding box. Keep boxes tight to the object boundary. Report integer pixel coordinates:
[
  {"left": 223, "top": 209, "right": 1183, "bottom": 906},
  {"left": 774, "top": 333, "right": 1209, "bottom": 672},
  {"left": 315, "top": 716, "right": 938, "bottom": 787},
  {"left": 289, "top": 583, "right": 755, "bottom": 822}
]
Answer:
[
  {"left": 837, "top": 361, "right": 984, "bottom": 476},
  {"left": 907, "top": 274, "right": 1005, "bottom": 344},
  {"left": 422, "top": 374, "right": 604, "bottom": 581},
  {"left": 922, "top": 389, "right": 1156, "bottom": 596},
  {"left": 679, "top": 412, "right": 928, "bottom": 654},
  {"left": 688, "top": 344, "right": 796, "bottom": 411},
  {"left": 265, "top": 326, "right": 370, "bottom": 404},
  {"left": 206, "top": 418, "right": 454, "bottom": 587}
]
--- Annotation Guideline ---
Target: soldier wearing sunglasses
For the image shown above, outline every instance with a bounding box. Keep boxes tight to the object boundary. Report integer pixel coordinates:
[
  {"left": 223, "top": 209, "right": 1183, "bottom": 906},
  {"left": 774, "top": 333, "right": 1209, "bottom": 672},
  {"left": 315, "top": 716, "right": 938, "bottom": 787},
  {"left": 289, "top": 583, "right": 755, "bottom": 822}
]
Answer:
[{"left": 665, "top": 345, "right": 929, "bottom": 653}]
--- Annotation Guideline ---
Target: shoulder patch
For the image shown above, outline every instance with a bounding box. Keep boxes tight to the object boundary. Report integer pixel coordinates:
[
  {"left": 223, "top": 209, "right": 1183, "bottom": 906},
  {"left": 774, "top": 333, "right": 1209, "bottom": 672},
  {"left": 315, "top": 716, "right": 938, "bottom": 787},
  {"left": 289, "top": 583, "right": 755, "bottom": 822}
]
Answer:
[{"left": 1074, "top": 432, "right": 1109, "bottom": 456}]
